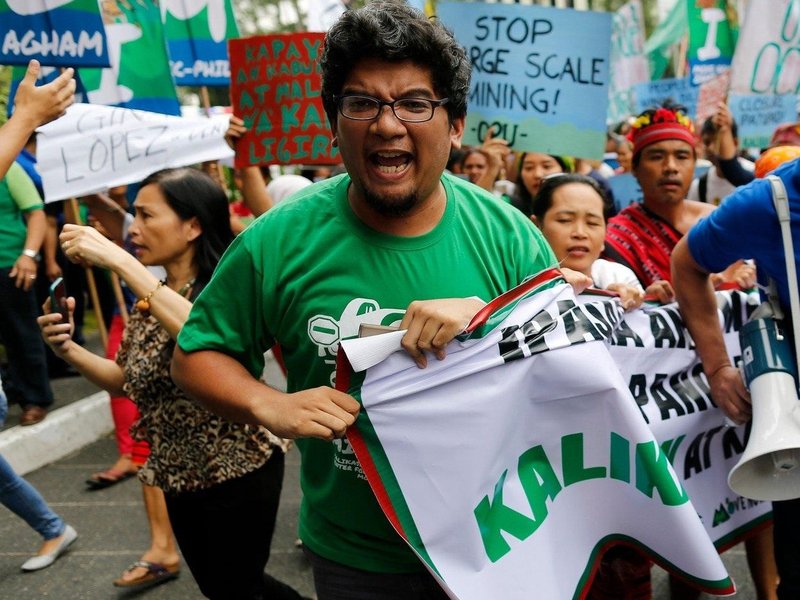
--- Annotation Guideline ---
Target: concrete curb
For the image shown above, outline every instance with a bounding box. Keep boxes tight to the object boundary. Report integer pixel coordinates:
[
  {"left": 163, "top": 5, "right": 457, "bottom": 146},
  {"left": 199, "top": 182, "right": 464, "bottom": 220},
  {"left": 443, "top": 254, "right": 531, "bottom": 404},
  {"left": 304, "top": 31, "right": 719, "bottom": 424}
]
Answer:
[{"left": 0, "top": 391, "right": 113, "bottom": 475}]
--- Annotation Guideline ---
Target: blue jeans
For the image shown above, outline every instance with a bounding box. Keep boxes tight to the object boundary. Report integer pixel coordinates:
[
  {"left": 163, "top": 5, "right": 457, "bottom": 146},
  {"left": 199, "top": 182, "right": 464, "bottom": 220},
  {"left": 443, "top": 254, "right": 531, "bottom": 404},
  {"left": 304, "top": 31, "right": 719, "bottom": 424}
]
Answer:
[
  {"left": 0, "top": 381, "right": 64, "bottom": 540},
  {"left": 304, "top": 548, "right": 449, "bottom": 600}
]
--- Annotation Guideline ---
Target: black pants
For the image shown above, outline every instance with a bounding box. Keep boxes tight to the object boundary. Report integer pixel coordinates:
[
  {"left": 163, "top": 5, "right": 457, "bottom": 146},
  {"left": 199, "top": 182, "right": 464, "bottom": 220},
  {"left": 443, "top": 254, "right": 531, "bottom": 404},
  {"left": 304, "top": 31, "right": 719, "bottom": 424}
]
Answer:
[
  {"left": 774, "top": 497, "right": 800, "bottom": 600},
  {"left": 0, "top": 267, "right": 53, "bottom": 409},
  {"left": 304, "top": 547, "right": 449, "bottom": 600},
  {"left": 165, "top": 452, "right": 304, "bottom": 600}
]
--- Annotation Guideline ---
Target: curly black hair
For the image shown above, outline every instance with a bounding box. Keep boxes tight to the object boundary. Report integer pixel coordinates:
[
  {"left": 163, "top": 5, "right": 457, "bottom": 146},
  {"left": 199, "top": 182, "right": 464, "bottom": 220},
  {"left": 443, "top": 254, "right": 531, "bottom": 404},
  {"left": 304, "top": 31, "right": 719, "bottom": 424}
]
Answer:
[{"left": 320, "top": 0, "right": 471, "bottom": 126}]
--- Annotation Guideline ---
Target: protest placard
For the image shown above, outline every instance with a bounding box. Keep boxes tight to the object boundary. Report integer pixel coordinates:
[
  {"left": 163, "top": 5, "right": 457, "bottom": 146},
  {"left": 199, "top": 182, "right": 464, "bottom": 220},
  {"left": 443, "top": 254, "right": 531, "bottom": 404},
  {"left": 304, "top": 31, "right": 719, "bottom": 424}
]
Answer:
[
  {"left": 35, "top": 103, "right": 233, "bottom": 202},
  {"left": 0, "top": 0, "right": 109, "bottom": 67},
  {"left": 607, "top": 172, "right": 642, "bottom": 212},
  {"left": 633, "top": 77, "right": 699, "bottom": 117},
  {"left": 228, "top": 33, "right": 337, "bottom": 167},
  {"left": 607, "top": 0, "right": 650, "bottom": 125},
  {"left": 162, "top": 0, "right": 239, "bottom": 86},
  {"left": 731, "top": 0, "right": 800, "bottom": 94},
  {"left": 687, "top": 0, "right": 735, "bottom": 86},
  {"left": 437, "top": 2, "right": 612, "bottom": 159},
  {"left": 695, "top": 69, "right": 730, "bottom": 124},
  {"left": 729, "top": 93, "right": 797, "bottom": 149}
]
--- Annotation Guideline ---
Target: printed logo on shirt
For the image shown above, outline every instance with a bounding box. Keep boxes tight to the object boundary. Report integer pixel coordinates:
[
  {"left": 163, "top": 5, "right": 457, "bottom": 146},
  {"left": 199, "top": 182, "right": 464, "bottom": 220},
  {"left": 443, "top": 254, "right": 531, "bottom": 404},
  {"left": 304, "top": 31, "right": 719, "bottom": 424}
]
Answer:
[{"left": 307, "top": 297, "right": 405, "bottom": 386}]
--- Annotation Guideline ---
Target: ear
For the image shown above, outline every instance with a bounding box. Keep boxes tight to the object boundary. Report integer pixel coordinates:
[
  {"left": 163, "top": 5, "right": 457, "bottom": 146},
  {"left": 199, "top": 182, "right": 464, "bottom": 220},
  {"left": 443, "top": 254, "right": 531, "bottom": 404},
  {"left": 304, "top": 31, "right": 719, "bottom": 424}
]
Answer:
[
  {"left": 449, "top": 115, "right": 465, "bottom": 150},
  {"left": 184, "top": 216, "right": 202, "bottom": 243}
]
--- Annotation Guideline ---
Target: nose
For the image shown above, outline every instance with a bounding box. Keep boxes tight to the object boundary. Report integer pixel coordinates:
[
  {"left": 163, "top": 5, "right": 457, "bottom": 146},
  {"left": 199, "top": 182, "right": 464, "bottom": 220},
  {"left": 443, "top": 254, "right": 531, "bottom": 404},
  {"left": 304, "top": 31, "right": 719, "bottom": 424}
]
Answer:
[
  {"left": 572, "top": 221, "right": 588, "bottom": 238},
  {"left": 371, "top": 105, "right": 407, "bottom": 138},
  {"left": 664, "top": 153, "right": 679, "bottom": 173}
]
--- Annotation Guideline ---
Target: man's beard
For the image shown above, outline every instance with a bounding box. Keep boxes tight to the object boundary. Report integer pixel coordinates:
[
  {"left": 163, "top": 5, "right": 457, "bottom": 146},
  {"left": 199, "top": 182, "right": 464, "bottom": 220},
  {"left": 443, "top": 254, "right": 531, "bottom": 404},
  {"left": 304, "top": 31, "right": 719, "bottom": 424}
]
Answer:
[{"left": 362, "top": 187, "right": 419, "bottom": 218}]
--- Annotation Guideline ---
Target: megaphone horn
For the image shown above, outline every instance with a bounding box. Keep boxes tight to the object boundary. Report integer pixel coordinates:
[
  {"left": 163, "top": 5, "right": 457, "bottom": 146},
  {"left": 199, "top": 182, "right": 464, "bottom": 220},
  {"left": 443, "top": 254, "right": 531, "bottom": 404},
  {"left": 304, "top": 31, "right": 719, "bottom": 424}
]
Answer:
[{"left": 728, "top": 314, "right": 800, "bottom": 502}]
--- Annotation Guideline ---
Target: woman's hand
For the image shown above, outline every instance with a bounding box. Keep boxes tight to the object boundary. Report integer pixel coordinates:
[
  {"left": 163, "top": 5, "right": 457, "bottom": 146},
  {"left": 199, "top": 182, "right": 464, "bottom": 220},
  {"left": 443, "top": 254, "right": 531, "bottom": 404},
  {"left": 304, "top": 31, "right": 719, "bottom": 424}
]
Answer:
[
  {"left": 645, "top": 280, "right": 675, "bottom": 304},
  {"left": 60, "top": 224, "right": 127, "bottom": 271},
  {"left": 606, "top": 283, "right": 645, "bottom": 311},
  {"left": 37, "top": 296, "right": 76, "bottom": 358}
]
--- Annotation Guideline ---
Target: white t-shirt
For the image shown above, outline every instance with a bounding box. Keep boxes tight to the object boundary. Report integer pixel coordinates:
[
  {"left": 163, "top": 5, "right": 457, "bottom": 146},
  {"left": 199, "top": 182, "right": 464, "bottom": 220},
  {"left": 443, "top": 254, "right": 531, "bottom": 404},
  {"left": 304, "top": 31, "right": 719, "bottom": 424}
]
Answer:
[
  {"left": 591, "top": 258, "right": 644, "bottom": 292},
  {"left": 688, "top": 158, "right": 755, "bottom": 206}
]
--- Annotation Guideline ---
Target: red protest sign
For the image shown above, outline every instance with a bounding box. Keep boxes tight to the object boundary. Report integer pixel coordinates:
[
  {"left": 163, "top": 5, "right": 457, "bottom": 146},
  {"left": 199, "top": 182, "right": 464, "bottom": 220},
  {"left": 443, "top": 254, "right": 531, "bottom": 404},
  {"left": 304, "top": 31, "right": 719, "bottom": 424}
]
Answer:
[{"left": 229, "top": 33, "right": 338, "bottom": 167}]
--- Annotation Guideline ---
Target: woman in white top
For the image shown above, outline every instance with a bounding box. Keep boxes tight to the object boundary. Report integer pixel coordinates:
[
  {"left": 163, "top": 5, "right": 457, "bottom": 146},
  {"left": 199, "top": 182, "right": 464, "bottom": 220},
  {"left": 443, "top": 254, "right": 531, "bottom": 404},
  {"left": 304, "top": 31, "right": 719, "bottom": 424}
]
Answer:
[{"left": 530, "top": 173, "right": 645, "bottom": 310}]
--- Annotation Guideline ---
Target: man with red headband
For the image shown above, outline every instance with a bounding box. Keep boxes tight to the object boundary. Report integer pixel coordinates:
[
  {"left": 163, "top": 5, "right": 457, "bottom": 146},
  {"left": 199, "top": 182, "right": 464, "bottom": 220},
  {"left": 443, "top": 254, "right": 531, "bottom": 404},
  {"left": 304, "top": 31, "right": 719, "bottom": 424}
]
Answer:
[
  {"left": 602, "top": 101, "right": 716, "bottom": 303},
  {"left": 597, "top": 102, "right": 771, "bottom": 599}
]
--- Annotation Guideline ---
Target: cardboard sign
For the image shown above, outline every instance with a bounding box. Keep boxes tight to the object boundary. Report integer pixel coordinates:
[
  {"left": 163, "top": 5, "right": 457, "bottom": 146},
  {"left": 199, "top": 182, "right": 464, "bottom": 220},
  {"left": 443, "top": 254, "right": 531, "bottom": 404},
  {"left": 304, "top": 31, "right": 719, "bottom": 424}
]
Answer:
[
  {"left": 0, "top": 0, "right": 109, "bottom": 67},
  {"left": 438, "top": 2, "right": 612, "bottom": 159},
  {"left": 695, "top": 69, "right": 731, "bottom": 124},
  {"left": 633, "top": 77, "right": 699, "bottom": 117},
  {"left": 686, "top": 0, "right": 735, "bottom": 86},
  {"left": 36, "top": 103, "right": 233, "bottom": 202},
  {"left": 729, "top": 93, "right": 798, "bottom": 149},
  {"left": 229, "top": 33, "right": 337, "bottom": 167}
]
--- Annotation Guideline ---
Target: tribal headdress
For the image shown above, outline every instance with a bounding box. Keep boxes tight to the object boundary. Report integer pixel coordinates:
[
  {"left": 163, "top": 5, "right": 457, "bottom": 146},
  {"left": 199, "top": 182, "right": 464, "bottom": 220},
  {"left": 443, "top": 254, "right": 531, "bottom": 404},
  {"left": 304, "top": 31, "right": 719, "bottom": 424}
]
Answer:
[{"left": 628, "top": 103, "right": 697, "bottom": 159}]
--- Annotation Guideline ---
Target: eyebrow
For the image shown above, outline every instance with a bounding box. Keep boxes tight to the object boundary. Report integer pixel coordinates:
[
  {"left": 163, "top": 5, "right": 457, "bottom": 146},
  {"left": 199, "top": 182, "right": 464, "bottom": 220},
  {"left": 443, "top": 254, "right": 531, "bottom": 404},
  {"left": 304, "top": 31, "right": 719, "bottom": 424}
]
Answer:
[{"left": 341, "top": 87, "right": 436, "bottom": 99}]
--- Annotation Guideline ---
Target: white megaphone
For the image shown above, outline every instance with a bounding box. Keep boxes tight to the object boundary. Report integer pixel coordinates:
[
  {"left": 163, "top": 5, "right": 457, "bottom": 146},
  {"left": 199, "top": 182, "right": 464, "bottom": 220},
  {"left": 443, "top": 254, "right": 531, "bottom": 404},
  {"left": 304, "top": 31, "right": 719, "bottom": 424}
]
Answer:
[{"left": 728, "top": 307, "right": 800, "bottom": 501}]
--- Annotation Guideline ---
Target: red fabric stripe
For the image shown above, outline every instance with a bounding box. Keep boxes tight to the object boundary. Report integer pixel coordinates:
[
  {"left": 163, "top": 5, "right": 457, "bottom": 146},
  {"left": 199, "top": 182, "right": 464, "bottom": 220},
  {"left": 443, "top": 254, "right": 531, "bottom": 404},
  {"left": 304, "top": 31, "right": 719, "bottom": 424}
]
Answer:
[{"left": 335, "top": 348, "right": 407, "bottom": 540}]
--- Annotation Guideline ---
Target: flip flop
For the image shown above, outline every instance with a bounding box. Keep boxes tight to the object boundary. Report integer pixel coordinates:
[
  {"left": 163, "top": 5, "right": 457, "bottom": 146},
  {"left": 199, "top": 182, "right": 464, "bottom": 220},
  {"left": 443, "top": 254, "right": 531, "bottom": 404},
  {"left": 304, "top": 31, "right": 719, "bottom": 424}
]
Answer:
[
  {"left": 112, "top": 560, "right": 180, "bottom": 590},
  {"left": 85, "top": 468, "right": 137, "bottom": 490}
]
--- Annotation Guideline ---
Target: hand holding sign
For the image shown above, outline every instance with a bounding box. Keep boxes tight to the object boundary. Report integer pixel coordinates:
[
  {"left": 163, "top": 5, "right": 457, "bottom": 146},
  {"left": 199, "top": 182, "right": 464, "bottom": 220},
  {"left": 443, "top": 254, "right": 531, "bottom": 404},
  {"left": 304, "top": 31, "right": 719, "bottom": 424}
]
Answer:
[{"left": 15, "top": 60, "right": 76, "bottom": 129}]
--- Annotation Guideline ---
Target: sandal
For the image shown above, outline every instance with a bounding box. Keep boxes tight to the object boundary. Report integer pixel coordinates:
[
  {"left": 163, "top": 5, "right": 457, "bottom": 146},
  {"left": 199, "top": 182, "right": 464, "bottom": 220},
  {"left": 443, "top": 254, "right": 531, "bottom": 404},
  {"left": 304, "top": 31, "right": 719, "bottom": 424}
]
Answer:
[
  {"left": 85, "top": 468, "right": 137, "bottom": 490},
  {"left": 112, "top": 560, "right": 180, "bottom": 589}
]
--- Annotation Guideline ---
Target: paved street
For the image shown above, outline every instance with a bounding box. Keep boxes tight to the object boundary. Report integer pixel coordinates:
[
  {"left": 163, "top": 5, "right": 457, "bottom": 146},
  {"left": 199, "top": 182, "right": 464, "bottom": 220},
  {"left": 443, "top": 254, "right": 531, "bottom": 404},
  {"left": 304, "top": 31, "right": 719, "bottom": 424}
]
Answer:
[{"left": 0, "top": 331, "right": 761, "bottom": 599}]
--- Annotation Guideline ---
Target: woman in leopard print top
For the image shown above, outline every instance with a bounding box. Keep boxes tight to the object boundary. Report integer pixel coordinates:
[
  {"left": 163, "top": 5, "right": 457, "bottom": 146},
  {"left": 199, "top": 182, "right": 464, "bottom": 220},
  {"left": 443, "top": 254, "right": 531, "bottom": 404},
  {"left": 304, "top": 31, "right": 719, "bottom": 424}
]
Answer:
[{"left": 38, "top": 167, "right": 302, "bottom": 600}]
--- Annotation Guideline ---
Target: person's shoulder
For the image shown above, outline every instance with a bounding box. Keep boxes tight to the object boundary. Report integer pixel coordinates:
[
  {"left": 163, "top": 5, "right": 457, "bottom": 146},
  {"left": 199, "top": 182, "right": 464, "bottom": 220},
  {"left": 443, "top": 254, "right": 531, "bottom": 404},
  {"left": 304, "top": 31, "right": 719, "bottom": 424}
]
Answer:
[
  {"left": 684, "top": 198, "right": 715, "bottom": 219},
  {"left": 245, "top": 174, "right": 347, "bottom": 232},
  {"left": 608, "top": 201, "right": 641, "bottom": 224},
  {"left": 446, "top": 173, "right": 526, "bottom": 218}
]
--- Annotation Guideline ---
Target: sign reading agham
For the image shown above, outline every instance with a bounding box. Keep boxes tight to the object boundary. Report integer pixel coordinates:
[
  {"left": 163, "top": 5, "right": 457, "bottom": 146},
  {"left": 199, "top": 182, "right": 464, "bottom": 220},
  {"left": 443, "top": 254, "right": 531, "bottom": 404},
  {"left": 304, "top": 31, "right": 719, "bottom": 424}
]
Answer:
[
  {"left": 228, "top": 33, "right": 338, "bottom": 167},
  {"left": 0, "top": 0, "right": 110, "bottom": 67}
]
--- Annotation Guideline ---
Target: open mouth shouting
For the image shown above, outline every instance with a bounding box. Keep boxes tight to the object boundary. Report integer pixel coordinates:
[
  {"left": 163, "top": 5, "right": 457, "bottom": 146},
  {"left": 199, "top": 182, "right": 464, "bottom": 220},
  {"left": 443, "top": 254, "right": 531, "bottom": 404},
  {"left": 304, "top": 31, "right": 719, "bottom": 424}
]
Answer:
[{"left": 371, "top": 150, "right": 413, "bottom": 176}]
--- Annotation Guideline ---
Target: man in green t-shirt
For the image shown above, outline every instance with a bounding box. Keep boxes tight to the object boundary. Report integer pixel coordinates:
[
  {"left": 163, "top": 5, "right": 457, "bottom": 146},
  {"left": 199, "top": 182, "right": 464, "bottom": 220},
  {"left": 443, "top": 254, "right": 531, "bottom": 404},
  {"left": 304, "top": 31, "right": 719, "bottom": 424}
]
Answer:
[{"left": 172, "top": 2, "right": 558, "bottom": 598}]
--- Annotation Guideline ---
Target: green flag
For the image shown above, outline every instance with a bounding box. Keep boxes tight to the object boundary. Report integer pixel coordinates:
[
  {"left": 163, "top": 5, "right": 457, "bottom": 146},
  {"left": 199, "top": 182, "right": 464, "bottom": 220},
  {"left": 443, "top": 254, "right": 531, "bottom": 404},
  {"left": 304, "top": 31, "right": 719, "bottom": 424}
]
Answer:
[{"left": 644, "top": 1, "right": 688, "bottom": 80}]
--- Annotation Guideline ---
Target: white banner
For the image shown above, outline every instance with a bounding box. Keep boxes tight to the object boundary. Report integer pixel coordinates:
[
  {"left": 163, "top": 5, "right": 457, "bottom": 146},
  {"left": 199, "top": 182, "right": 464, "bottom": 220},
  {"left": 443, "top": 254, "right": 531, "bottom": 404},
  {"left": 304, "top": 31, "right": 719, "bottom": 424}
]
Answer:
[
  {"left": 36, "top": 103, "right": 233, "bottom": 202},
  {"left": 341, "top": 276, "right": 735, "bottom": 599},
  {"left": 730, "top": 0, "right": 800, "bottom": 94},
  {"left": 608, "top": 0, "right": 650, "bottom": 124}
]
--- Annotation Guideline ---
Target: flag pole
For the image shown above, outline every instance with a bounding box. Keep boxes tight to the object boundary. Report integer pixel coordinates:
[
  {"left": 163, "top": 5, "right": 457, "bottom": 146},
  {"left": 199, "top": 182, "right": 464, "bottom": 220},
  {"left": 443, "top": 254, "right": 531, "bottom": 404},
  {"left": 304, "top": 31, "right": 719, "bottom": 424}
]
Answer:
[
  {"left": 66, "top": 197, "right": 109, "bottom": 352},
  {"left": 200, "top": 85, "right": 229, "bottom": 192}
]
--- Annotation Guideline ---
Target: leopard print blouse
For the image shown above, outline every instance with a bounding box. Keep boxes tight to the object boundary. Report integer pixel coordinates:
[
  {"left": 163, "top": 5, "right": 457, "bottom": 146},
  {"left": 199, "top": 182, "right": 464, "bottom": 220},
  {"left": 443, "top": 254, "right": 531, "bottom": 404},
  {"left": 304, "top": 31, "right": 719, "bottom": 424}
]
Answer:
[{"left": 116, "top": 310, "right": 281, "bottom": 494}]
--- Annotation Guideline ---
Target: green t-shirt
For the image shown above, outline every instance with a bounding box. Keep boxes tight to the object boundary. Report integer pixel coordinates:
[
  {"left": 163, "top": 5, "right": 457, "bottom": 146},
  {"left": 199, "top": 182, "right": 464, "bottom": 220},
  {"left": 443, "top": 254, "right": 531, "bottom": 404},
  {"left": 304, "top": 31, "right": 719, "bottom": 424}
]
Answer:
[
  {"left": 178, "top": 172, "right": 556, "bottom": 572},
  {"left": 0, "top": 162, "right": 43, "bottom": 268}
]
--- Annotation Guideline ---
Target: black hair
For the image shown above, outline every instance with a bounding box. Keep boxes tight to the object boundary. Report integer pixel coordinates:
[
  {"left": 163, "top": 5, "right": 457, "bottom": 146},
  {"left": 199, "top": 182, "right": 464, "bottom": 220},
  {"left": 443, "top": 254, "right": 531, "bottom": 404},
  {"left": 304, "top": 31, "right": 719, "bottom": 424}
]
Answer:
[
  {"left": 531, "top": 173, "right": 614, "bottom": 223},
  {"left": 511, "top": 152, "right": 571, "bottom": 217},
  {"left": 701, "top": 115, "right": 738, "bottom": 139},
  {"left": 447, "top": 146, "right": 468, "bottom": 172},
  {"left": 139, "top": 167, "right": 234, "bottom": 299},
  {"left": 458, "top": 147, "right": 487, "bottom": 168},
  {"left": 320, "top": 0, "right": 471, "bottom": 126}
]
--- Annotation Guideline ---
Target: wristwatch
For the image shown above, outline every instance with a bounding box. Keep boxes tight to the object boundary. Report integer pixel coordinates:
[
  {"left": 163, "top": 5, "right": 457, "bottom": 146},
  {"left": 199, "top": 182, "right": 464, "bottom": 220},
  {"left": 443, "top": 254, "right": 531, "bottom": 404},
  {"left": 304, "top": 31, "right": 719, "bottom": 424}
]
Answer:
[{"left": 21, "top": 248, "right": 40, "bottom": 261}]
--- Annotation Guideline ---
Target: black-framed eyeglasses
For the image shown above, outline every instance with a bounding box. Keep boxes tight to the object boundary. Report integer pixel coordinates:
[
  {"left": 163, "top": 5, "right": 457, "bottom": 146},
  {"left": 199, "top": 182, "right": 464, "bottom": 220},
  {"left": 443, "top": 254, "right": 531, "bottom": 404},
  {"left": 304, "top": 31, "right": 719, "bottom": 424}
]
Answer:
[{"left": 336, "top": 95, "right": 450, "bottom": 123}]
